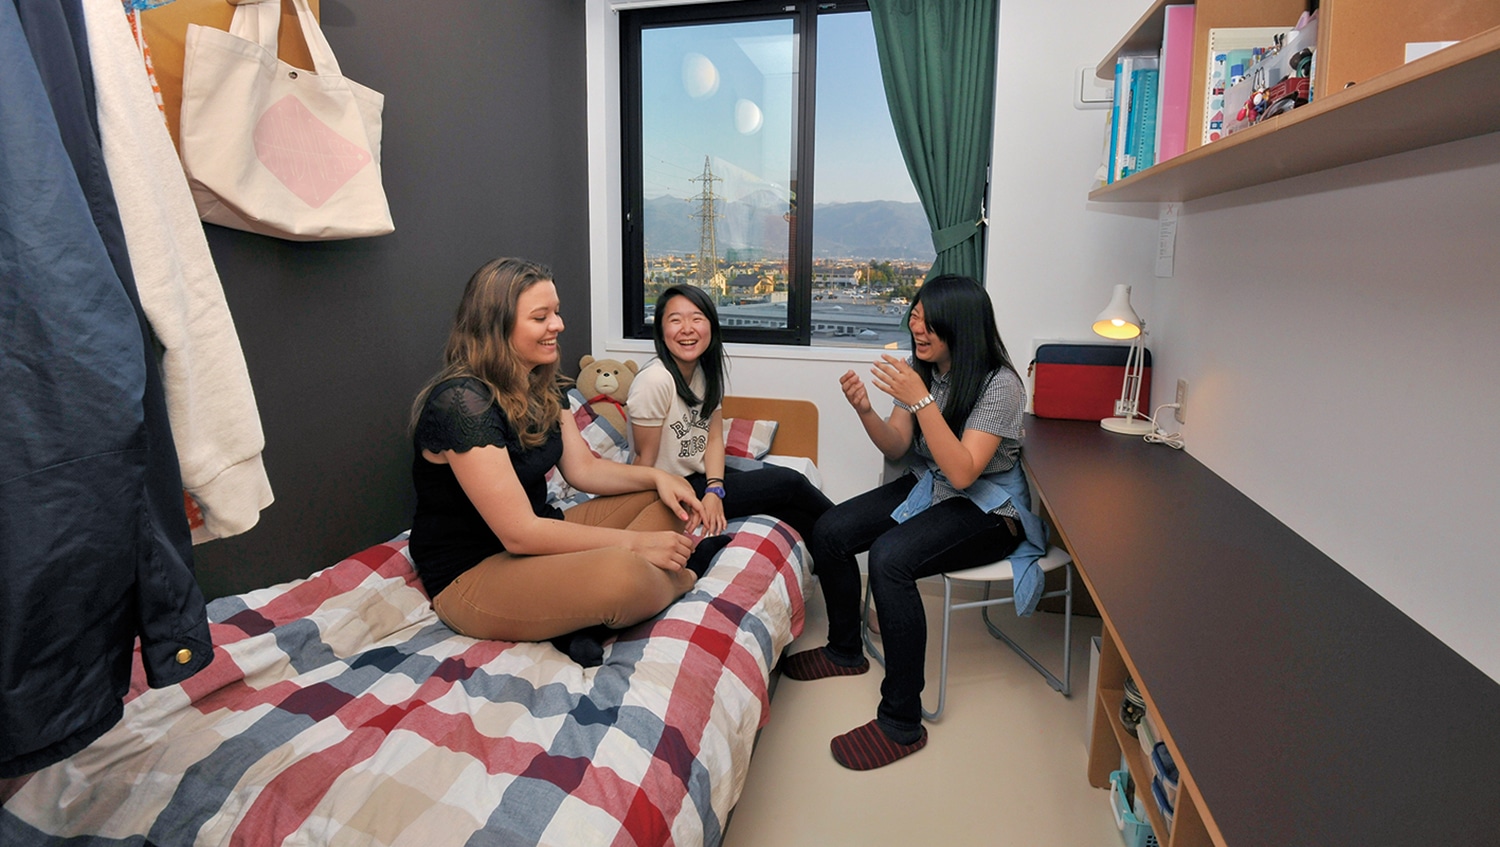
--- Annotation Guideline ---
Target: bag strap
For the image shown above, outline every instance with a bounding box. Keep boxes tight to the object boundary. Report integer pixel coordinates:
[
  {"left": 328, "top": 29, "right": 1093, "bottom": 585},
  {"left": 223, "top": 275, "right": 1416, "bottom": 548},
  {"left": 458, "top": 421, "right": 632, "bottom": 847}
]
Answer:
[
  {"left": 227, "top": 0, "right": 344, "bottom": 77},
  {"left": 227, "top": 0, "right": 281, "bottom": 55}
]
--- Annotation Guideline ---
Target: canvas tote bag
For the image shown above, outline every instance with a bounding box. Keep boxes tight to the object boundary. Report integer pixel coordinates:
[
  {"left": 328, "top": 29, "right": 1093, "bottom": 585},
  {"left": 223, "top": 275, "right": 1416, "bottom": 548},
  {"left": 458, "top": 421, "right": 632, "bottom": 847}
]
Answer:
[{"left": 179, "top": 0, "right": 393, "bottom": 240}]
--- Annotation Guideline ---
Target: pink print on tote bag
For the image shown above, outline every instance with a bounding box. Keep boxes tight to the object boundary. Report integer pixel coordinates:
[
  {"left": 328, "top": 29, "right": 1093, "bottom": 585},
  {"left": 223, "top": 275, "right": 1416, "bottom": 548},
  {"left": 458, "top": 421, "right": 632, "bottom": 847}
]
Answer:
[
  {"left": 253, "top": 94, "right": 373, "bottom": 208},
  {"left": 180, "top": 0, "right": 393, "bottom": 241}
]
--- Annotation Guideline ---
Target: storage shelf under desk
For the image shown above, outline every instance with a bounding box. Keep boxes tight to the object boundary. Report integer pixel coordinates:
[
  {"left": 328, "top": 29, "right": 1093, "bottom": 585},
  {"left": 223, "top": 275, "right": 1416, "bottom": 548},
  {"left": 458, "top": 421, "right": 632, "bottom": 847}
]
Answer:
[
  {"left": 1098, "top": 688, "right": 1170, "bottom": 836},
  {"left": 1095, "top": 652, "right": 1211, "bottom": 847}
]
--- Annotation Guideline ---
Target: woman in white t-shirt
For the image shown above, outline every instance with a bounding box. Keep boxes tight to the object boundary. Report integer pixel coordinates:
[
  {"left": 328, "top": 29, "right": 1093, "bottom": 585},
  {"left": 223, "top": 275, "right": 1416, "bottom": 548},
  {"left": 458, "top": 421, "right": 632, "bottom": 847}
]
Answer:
[{"left": 627, "top": 285, "right": 832, "bottom": 553}]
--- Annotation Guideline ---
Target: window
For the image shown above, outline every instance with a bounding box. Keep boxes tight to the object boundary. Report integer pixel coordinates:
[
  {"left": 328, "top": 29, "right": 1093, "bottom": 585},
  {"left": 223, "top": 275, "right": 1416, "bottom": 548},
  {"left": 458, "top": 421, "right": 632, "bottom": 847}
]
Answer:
[{"left": 620, "top": 0, "right": 931, "bottom": 348}]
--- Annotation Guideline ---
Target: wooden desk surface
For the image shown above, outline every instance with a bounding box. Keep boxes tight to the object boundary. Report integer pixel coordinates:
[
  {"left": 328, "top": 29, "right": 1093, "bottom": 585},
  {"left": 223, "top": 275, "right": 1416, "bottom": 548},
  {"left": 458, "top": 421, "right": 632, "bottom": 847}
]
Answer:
[{"left": 1021, "top": 416, "right": 1500, "bottom": 846}]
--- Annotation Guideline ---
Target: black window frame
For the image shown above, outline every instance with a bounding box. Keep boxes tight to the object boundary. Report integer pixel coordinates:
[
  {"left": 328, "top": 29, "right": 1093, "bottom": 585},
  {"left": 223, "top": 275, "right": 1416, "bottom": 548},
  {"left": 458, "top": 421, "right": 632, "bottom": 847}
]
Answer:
[{"left": 620, "top": 0, "right": 872, "bottom": 346}]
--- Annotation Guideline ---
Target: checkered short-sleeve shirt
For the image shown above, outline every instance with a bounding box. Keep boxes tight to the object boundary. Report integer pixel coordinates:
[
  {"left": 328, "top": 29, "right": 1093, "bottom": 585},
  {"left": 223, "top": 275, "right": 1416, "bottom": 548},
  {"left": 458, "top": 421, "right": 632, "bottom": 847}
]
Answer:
[{"left": 905, "top": 365, "right": 1026, "bottom": 512}]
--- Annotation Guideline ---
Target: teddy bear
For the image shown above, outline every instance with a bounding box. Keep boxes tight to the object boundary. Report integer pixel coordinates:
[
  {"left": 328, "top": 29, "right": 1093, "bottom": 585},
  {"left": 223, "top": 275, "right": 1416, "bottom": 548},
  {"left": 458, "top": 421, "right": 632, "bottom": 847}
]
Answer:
[{"left": 576, "top": 355, "right": 638, "bottom": 436}]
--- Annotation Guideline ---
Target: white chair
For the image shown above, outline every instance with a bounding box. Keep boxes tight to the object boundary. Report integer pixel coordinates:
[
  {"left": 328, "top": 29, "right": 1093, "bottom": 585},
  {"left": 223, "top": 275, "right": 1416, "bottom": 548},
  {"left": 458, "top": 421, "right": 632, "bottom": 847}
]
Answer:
[{"left": 861, "top": 544, "right": 1075, "bottom": 721}]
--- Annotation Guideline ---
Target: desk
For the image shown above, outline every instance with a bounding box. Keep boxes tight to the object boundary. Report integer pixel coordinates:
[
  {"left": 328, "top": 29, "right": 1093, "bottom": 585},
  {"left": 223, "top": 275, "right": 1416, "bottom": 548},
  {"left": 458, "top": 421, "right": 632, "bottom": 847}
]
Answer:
[{"left": 1020, "top": 416, "right": 1500, "bottom": 847}]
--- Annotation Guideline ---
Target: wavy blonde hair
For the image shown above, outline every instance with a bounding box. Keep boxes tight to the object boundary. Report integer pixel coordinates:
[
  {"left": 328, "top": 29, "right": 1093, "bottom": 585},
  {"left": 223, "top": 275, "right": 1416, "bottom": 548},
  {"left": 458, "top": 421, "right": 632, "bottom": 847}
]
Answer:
[{"left": 411, "top": 258, "right": 564, "bottom": 449}]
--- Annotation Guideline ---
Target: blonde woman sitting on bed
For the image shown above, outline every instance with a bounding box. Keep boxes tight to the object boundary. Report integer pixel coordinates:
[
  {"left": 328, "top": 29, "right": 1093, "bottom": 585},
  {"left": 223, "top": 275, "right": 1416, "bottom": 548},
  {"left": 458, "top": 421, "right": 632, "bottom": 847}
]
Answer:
[
  {"left": 627, "top": 284, "right": 833, "bottom": 560},
  {"left": 409, "top": 258, "right": 720, "bottom": 666}
]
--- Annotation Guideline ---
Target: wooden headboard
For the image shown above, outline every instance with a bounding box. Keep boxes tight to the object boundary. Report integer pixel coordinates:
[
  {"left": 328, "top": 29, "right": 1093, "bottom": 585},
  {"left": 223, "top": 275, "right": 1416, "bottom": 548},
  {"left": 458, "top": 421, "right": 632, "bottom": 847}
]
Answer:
[{"left": 721, "top": 396, "right": 818, "bottom": 464}]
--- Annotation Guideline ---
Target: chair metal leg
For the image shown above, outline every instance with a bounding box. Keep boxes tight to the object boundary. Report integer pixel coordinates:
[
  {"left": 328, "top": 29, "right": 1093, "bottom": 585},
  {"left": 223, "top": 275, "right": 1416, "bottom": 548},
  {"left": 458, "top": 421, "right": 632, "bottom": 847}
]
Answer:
[
  {"left": 861, "top": 577, "right": 885, "bottom": 668},
  {"left": 978, "top": 562, "right": 1073, "bottom": 696},
  {"left": 1062, "top": 563, "right": 1073, "bottom": 695},
  {"left": 924, "top": 579, "right": 953, "bottom": 722}
]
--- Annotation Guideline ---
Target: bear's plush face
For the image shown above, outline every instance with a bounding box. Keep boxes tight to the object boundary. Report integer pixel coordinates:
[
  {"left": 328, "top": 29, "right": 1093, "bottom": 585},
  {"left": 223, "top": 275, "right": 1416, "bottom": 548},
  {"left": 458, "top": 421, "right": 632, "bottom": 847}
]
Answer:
[{"left": 577, "top": 355, "right": 638, "bottom": 403}]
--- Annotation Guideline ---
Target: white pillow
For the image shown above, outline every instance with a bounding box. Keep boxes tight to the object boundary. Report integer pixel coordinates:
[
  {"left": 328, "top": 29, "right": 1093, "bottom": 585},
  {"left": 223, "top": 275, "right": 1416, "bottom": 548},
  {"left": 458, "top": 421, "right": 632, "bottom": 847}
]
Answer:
[{"left": 722, "top": 417, "right": 778, "bottom": 460}]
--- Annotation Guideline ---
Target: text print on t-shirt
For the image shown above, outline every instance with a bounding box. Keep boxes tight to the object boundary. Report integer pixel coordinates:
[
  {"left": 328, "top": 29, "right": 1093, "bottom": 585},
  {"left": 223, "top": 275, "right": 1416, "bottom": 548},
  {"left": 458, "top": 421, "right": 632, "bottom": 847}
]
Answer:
[{"left": 671, "top": 409, "right": 711, "bottom": 459}]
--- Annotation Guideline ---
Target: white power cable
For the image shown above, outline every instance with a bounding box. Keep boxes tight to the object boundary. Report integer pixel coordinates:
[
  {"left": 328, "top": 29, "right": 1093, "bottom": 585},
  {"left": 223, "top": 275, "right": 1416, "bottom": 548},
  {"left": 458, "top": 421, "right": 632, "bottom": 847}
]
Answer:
[{"left": 1144, "top": 403, "right": 1185, "bottom": 449}]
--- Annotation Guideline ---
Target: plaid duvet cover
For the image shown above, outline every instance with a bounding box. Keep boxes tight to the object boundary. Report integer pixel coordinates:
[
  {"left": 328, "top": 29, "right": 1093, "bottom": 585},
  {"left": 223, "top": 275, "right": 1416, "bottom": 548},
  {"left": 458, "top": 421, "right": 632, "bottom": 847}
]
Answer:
[{"left": 0, "top": 517, "right": 808, "bottom": 847}]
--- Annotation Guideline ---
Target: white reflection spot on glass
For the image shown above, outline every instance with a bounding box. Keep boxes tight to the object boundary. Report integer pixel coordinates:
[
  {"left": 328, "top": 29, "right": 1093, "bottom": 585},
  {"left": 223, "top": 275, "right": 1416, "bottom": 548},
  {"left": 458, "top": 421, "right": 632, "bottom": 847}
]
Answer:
[
  {"left": 734, "top": 98, "right": 763, "bottom": 135},
  {"left": 681, "top": 53, "right": 719, "bottom": 99}
]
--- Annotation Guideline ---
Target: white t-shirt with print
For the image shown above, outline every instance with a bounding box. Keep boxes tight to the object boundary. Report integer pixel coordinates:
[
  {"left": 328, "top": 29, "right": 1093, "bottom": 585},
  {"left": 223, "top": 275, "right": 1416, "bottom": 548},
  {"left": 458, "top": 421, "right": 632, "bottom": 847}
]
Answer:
[{"left": 626, "top": 359, "right": 714, "bottom": 478}]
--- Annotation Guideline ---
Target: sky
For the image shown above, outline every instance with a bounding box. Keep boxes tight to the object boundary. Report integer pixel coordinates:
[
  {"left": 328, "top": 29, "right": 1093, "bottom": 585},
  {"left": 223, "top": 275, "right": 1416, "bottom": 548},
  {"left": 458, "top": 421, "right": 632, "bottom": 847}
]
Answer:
[{"left": 640, "top": 10, "right": 919, "bottom": 207}]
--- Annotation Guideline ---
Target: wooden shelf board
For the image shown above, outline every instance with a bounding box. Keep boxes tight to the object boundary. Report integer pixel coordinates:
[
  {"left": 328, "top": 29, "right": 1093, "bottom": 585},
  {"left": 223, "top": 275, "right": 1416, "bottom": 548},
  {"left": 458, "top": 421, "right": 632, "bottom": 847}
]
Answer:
[
  {"left": 1089, "top": 25, "right": 1500, "bottom": 203},
  {"left": 1095, "top": 0, "right": 1169, "bottom": 79}
]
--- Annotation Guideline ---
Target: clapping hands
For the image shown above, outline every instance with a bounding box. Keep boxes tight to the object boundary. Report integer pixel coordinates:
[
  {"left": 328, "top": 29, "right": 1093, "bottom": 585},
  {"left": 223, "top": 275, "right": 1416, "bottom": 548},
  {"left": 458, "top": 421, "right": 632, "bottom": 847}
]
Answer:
[{"left": 869, "top": 355, "right": 928, "bottom": 407}]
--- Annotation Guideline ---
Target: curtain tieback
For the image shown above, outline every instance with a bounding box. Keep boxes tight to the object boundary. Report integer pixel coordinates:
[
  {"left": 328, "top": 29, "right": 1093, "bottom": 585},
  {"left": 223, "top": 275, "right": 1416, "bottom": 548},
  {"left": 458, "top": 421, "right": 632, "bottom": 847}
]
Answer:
[{"left": 930, "top": 217, "right": 985, "bottom": 254}]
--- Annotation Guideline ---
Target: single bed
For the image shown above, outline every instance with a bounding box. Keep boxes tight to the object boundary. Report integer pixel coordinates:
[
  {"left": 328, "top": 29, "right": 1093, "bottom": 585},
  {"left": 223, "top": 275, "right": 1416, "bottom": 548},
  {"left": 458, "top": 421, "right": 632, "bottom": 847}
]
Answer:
[{"left": 0, "top": 395, "right": 820, "bottom": 847}]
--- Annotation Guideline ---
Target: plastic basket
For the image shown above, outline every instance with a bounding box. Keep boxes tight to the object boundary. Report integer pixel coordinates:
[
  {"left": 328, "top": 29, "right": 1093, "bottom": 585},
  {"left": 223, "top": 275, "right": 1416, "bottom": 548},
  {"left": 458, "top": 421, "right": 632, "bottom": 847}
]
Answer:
[{"left": 1109, "top": 769, "right": 1160, "bottom": 847}]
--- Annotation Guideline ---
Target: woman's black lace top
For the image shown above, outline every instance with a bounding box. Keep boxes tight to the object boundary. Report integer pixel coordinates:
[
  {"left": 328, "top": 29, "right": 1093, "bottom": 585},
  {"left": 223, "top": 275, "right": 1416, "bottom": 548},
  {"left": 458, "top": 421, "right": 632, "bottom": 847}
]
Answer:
[{"left": 409, "top": 377, "right": 564, "bottom": 597}]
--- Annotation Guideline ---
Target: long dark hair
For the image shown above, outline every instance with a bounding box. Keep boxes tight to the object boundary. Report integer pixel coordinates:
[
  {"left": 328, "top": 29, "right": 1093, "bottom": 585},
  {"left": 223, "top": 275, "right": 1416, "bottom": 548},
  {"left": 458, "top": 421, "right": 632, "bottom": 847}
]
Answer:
[
  {"left": 652, "top": 284, "right": 726, "bottom": 413},
  {"left": 410, "top": 258, "right": 563, "bottom": 449},
  {"left": 907, "top": 274, "right": 1017, "bottom": 435}
]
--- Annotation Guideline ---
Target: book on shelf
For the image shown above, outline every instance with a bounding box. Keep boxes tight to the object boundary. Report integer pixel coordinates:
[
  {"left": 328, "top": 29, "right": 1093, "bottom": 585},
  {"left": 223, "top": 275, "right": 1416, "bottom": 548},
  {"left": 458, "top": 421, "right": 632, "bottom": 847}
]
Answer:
[
  {"left": 1201, "top": 26, "right": 1285, "bottom": 145},
  {"left": 1106, "top": 54, "right": 1128, "bottom": 184},
  {"left": 1109, "top": 53, "right": 1157, "bottom": 182},
  {"left": 1121, "top": 58, "right": 1159, "bottom": 179},
  {"left": 1154, "top": 4, "right": 1195, "bottom": 163}
]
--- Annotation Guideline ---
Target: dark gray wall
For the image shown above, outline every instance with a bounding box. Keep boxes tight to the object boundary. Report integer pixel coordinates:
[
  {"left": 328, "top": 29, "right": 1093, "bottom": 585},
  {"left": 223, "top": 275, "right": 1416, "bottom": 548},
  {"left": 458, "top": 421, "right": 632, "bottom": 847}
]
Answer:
[{"left": 194, "top": 1, "right": 591, "bottom": 597}]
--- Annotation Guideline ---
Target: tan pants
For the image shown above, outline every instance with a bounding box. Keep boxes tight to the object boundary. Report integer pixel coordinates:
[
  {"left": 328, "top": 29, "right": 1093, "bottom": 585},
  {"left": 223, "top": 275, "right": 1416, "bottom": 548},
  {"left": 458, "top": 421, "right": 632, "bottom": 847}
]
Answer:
[{"left": 430, "top": 491, "right": 697, "bottom": 642}]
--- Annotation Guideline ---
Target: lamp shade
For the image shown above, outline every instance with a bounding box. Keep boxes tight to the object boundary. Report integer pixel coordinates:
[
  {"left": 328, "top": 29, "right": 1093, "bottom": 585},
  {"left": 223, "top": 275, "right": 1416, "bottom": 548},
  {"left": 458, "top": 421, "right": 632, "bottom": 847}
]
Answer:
[{"left": 1092, "top": 284, "right": 1142, "bottom": 340}]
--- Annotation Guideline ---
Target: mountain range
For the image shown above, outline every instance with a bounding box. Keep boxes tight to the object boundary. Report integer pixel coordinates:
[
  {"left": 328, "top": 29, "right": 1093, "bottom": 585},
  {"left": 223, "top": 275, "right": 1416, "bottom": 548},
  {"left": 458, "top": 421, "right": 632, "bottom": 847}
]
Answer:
[{"left": 642, "top": 195, "right": 932, "bottom": 261}]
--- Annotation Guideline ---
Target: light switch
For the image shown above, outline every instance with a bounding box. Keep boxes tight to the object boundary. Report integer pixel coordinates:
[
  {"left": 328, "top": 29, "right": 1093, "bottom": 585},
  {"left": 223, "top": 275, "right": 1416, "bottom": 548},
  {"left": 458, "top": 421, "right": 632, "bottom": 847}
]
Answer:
[{"left": 1075, "top": 66, "right": 1113, "bottom": 110}]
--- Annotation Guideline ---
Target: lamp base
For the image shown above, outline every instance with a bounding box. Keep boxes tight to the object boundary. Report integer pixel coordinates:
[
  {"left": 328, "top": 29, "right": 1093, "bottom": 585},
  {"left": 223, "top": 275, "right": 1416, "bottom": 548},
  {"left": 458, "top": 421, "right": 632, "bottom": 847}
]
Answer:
[{"left": 1100, "top": 416, "right": 1155, "bottom": 435}]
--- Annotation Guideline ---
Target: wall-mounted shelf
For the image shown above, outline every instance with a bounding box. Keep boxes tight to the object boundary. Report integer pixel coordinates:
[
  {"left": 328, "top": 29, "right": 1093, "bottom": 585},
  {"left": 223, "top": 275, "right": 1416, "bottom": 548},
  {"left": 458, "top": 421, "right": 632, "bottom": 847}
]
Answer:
[{"left": 1089, "top": 1, "right": 1500, "bottom": 204}]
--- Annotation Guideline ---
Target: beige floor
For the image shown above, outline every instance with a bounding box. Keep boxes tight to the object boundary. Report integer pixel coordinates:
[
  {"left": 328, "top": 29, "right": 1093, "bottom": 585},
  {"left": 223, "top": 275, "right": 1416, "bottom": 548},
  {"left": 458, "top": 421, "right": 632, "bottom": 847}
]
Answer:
[{"left": 723, "top": 578, "right": 1122, "bottom": 847}]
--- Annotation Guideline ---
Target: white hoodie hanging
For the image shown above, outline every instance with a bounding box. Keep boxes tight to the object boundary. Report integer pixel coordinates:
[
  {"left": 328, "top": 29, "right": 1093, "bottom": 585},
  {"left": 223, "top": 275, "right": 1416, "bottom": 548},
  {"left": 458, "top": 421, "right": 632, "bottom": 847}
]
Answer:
[{"left": 179, "top": 0, "right": 393, "bottom": 240}]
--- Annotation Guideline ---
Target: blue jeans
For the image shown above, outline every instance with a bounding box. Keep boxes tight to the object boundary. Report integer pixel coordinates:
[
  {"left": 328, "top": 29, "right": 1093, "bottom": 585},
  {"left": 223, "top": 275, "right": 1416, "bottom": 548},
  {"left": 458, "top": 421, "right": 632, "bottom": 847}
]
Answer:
[{"left": 809, "top": 475, "right": 1021, "bottom": 739}]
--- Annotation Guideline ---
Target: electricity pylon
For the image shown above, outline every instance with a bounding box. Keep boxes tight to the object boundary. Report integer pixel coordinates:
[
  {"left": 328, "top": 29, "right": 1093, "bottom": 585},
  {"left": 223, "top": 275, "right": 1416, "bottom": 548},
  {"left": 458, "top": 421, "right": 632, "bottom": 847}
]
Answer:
[{"left": 687, "top": 156, "right": 722, "bottom": 294}]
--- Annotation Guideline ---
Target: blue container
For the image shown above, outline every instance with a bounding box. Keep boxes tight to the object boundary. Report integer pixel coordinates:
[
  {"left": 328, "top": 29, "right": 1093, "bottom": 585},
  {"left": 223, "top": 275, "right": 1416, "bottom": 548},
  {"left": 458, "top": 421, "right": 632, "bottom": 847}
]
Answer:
[
  {"left": 1151, "top": 742, "right": 1180, "bottom": 808},
  {"left": 1151, "top": 774, "right": 1176, "bottom": 833},
  {"left": 1109, "top": 769, "right": 1159, "bottom": 847}
]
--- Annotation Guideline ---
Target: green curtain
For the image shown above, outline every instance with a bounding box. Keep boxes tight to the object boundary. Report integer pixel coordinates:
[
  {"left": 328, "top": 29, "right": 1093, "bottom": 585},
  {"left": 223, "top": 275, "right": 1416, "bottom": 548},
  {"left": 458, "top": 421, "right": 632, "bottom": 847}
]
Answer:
[{"left": 868, "top": 0, "right": 998, "bottom": 282}]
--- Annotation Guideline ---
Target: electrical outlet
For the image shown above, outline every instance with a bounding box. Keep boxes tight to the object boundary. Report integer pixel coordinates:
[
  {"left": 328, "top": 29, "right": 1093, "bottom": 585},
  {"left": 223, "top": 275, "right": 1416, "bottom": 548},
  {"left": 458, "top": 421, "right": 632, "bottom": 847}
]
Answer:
[{"left": 1175, "top": 379, "right": 1187, "bottom": 424}]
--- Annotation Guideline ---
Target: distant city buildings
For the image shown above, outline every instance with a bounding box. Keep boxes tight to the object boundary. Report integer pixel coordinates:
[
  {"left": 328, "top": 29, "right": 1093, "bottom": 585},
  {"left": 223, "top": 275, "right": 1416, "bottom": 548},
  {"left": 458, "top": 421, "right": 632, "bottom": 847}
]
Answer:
[
  {"left": 643, "top": 157, "right": 927, "bottom": 347},
  {"left": 643, "top": 252, "right": 929, "bottom": 347}
]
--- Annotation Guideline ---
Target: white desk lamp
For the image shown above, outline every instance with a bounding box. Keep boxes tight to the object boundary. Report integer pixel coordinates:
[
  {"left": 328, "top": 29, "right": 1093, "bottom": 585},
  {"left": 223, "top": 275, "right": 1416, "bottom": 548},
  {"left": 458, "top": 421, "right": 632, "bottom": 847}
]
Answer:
[{"left": 1092, "top": 284, "right": 1154, "bottom": 435}]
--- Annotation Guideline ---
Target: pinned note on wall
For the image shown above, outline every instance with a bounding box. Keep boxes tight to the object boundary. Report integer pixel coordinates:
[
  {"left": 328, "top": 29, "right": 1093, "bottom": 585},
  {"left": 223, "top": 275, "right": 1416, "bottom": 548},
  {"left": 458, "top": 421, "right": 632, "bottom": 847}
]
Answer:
[{"left": 1155, "top": 202, "right": 1179, "bottom": 279}]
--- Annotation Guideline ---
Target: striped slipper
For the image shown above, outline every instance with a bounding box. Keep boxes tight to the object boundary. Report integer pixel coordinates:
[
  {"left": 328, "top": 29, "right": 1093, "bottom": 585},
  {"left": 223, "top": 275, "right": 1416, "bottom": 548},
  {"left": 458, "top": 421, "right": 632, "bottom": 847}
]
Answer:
[
  {"left": 830, "top": 720, "right": 928, "bottom": 770},
  {"left": 781, "top": 647, "right": 869, "bottom": 681}
]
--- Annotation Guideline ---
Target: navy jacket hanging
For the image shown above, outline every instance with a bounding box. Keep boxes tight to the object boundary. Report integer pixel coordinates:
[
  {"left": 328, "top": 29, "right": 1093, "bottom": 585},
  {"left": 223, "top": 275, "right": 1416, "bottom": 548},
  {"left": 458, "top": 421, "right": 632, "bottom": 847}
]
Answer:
[{"left": 1, "top": 0, "right": 211, "bottom": 777}]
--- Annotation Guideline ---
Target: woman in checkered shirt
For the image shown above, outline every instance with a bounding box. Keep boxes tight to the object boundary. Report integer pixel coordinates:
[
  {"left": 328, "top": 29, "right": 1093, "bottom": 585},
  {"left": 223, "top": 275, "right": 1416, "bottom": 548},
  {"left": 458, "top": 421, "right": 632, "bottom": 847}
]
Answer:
[{"left": 781, "top": 274, "right": 1045, "bottom": 770}]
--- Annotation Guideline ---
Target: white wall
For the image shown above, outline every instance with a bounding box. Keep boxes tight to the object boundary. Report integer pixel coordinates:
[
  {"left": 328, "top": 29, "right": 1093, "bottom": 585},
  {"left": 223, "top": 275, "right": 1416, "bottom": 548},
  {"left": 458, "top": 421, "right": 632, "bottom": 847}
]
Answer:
[
  {"left": 586, "top": 0, "right": 1500, "bottom": 682},
  {"left": 1155, "top": 134, "right": 1500, "bottom": 682},
  {"left": 987, "top": 2, "right": 1160, "bottom": 364}
]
